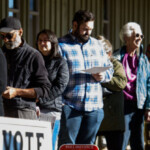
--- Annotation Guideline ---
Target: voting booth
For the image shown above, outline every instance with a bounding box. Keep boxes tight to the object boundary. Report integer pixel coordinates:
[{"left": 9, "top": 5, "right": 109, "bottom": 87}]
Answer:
[{"left": 0, "top": 117, "right": 52, "bottom": 150}]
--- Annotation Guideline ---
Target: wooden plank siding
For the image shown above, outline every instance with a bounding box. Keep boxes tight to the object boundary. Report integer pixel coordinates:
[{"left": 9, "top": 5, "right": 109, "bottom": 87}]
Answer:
[
  {"left": 38, "top": 0, "right": 103, "bottom": 39},
  {"left": 0, "top": 0, "right": 150, "bottom": 50},
  {"left": 109, "top": 0, "right": 150, "bottom": 51}
]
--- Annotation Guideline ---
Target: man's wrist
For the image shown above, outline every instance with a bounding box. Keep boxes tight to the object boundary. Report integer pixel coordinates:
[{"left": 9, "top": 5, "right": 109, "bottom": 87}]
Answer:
[{"left": 15, "top": 88, "right": 21, "bottom": 97}]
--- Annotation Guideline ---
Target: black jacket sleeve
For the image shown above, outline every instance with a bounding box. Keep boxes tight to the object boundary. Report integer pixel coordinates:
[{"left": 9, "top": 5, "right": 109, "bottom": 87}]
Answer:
[
  {"left": 31, "top": 52, "right": 51, "bottom": 99},
  {"left": 0, "top": 49, "right": 7, "bottom": 116},
  {"left": 39, "top": 58, "right": 69, "bottom": 104},
  {"left": 49, "top": 59, "right": 69, "bottom": 100}
]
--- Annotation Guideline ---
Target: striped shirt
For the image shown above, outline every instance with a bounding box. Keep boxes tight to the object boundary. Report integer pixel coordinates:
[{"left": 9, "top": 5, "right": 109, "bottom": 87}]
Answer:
[{"left": 59, "top": 33, "right": 113, "bottom": 111}]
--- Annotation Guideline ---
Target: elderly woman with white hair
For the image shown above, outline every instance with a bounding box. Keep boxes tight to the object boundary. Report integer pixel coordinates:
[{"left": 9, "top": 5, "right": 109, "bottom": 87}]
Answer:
[{"left": 114, "top": 22, "right": 150, "bottom": 150}]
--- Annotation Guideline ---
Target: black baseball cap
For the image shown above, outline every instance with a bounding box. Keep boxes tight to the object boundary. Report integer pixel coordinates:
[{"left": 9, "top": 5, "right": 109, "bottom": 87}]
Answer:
[{"left": 0, "top": 16, "right": 22, "bottom": 33}]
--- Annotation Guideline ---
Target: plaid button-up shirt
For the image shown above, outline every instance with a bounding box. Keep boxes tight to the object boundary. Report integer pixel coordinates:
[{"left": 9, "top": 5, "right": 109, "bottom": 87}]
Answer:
[{"left": 59, "top": 33, "right": 113, "bottom": 111}]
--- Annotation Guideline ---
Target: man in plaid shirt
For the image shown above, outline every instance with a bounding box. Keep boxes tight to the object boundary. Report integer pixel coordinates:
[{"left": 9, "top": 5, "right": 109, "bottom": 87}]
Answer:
[{"left": 58, "top": 10, "right": 113, "bottom": 147}]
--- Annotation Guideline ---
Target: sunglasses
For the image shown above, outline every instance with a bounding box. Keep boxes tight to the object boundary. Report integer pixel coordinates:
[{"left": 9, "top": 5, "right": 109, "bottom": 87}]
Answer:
[
  {"left": 0, "top": 33, "right": 15, "bottom": 40},
  {"left": 135, "top": 33, "right": 144, "bottom": 39}
]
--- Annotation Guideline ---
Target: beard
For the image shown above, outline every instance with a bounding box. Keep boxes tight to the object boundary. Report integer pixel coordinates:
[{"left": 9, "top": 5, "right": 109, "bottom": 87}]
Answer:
[
  {"left": 5, "top": 33, "right": 22, "bottom": 49},
  {"left": 74, "top": 29, "right": 90, "bottom": 43}
]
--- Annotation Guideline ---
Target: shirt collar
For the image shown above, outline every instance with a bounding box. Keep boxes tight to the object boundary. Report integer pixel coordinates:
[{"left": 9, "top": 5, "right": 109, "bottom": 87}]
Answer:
[{"left": 69, "top": 32, "right": 91, "bottom": 45}]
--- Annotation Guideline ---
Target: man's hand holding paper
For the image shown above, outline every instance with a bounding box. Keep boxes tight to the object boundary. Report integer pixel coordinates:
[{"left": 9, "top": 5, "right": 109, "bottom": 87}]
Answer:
[
  {"left": 82, "top": 66, "right": 111, "bottom": 74},
  {"left": 92, "top": 73, "right": 104, "bottom": 81}
]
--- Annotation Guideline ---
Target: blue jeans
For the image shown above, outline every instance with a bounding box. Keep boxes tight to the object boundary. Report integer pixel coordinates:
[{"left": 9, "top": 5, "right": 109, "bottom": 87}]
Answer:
[
  {"left": 58, "top": 105, "right": 104, "bottom": 148},
  {"left": 122, "top": 101, "right": 145, "bottom": 150},
  {"left": 53, "top": 120, "right": 60, "bottom": 150}
]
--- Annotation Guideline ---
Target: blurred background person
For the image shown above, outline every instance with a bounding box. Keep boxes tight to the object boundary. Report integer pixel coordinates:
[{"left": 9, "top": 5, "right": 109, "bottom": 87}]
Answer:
[
  {"left": 96, "top": 35, "right": 127, "bottom": 150},
  {"left": 36, "top": 29, "right": 69, "bottom": 150},
  {"left": 0, "top": 48, "right": 7, "bottom": 116},
  {"left": 114, "top": 22, "right": 150, "bottom": 150}
]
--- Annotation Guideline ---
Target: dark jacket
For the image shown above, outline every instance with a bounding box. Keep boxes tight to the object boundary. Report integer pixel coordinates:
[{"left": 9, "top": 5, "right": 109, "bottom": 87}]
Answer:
[
  {"left": 37, "top": 56, "right": 69, "bottom": 112},
  {"left": 2, "top": 40, "right": 51, "bottom": 110},
  {"left": 0, "top": 48, "right": 7, "bottom": 116},
  {"left": 99, "top": 58, "right": 127, "bottom": 132}
]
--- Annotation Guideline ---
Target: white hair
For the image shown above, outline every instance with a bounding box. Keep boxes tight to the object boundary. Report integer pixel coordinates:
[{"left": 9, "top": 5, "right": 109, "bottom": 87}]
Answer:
[{"left": 119, "top": 22, "right": 143, "bottom": 43}]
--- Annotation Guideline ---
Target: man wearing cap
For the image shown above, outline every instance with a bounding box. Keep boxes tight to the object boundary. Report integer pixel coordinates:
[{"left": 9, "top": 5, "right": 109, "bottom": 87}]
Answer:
[{"left": 0, "top": 16, "right": 51, "bottom": 119}]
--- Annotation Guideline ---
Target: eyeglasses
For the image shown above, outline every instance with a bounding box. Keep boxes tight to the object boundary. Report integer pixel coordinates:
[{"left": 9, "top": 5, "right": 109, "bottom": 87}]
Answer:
[
  {"left": 135, "top": 33, "right": 144, "bottom": 39},
  {"left": 0, "top": 32, "right": 15, "bottom": 40},
  {"left": 38, "top": 39, "right": 50, "bottom": 43}
]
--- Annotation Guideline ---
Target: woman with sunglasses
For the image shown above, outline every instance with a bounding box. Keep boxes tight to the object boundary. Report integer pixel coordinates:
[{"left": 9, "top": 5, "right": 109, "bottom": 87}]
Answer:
[
  {"left": 36, "top": 29, "right": 69, "bottom": 150},
  {"left": 114, "top": 22, "right": 150, "bottom": 150}
]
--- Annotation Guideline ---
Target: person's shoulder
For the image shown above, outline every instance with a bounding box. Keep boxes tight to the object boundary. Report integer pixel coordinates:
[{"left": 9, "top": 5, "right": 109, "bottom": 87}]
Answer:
[
  {"left": 23, "top": 43, "right": 43, "bottom": 61},
  {"left": 25, "top": 43, "right": 36, "bottom": 51},
  {"left": 113, "top": 48, "right": 122, "bottom": 61},
  {"left": 60, "top": 57, "right": 67, "bottom": 64},
  {"left": 140, "top": 52, "right": 149, "bottom": 64},
  {"left": 25, "top": 43, "right": 40, "bottom": 55},
  {"left": 111, "top": 57, "right": 123, "bottom": 67},
  {"left": 50, "top": 57, "right": 68, "bottom": 71},
  {"left": 89, "top": 37, "right": 103, "bottom": 47},
  {"left": 58, "top": 34, "right": 71, "bottom": 43},
  {"left": 90, "top": 36, "right": 99, "bottom": 43}
]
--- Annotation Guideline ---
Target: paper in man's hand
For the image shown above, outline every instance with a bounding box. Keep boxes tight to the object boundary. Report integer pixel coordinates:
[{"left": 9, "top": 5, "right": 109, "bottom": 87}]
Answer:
[{"left": 82, "top": 66, "right": 111, "bottom": 74}]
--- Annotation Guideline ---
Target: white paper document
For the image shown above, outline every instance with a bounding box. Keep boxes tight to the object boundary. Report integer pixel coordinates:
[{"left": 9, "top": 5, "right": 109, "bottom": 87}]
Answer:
[{"left": 82, "top": 66, "right": 111, "bottom": 74}]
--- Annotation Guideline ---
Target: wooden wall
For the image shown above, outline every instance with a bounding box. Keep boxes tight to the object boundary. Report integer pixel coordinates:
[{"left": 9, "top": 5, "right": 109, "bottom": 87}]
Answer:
[
  {"left": 39, "top": 0, "right": 103, "bottom": 39},
  {"left": 0, "top": 0, "right": 150, "bottom": 50},
  {"left": 109, "top": 0, "right": 150, "bottom": 51}
]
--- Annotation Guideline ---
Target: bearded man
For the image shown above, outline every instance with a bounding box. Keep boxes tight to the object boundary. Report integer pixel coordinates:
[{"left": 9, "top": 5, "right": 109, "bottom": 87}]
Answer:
[{"left": 58, "top": 10, "right": 114, "bottom": 147}]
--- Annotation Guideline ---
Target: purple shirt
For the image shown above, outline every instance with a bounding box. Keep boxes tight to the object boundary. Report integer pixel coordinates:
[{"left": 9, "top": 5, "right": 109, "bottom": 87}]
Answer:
[{"left": 122, "top": 53, "right": 138, "bottom": 101}]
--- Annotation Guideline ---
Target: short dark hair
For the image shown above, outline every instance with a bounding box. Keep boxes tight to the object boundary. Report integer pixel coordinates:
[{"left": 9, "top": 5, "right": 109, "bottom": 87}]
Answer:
[
  {"left": 72, "top": 10, "right": 95, "bottom": 25},
  {"left": 36, "top": 29, "right": 61, "bottom": 59}
]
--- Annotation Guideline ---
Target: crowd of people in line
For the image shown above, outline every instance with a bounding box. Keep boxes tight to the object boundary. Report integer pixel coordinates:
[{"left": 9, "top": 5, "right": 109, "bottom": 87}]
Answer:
[{"left": 0, "top": 9, "right": 150, "bottom": 150}]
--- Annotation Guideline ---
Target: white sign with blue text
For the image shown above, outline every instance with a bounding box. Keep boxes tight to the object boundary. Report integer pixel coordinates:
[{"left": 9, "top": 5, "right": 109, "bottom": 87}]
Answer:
[{"left": 0, "top": 117, "right": 52, "bottom": 150}]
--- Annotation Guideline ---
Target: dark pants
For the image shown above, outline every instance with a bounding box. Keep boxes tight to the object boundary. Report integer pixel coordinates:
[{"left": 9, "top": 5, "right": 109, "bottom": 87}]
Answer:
[
  {"left": 122, "top": 101, "right": 145, "bottom": 150},
  {"left": 4, "top": 107, "right": 37, "bottom": 120},
  {"left": 104, "top": 131, "right": 123, "bottom": 150},
  {"left": 58, "top": 105, "right": 104, "bottom": 148}
]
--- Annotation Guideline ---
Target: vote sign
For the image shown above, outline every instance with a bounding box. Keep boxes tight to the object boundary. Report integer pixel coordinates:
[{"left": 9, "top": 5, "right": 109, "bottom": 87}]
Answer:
[{"left": 0, "top": 117, "right": 52, "bottom": 150}]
